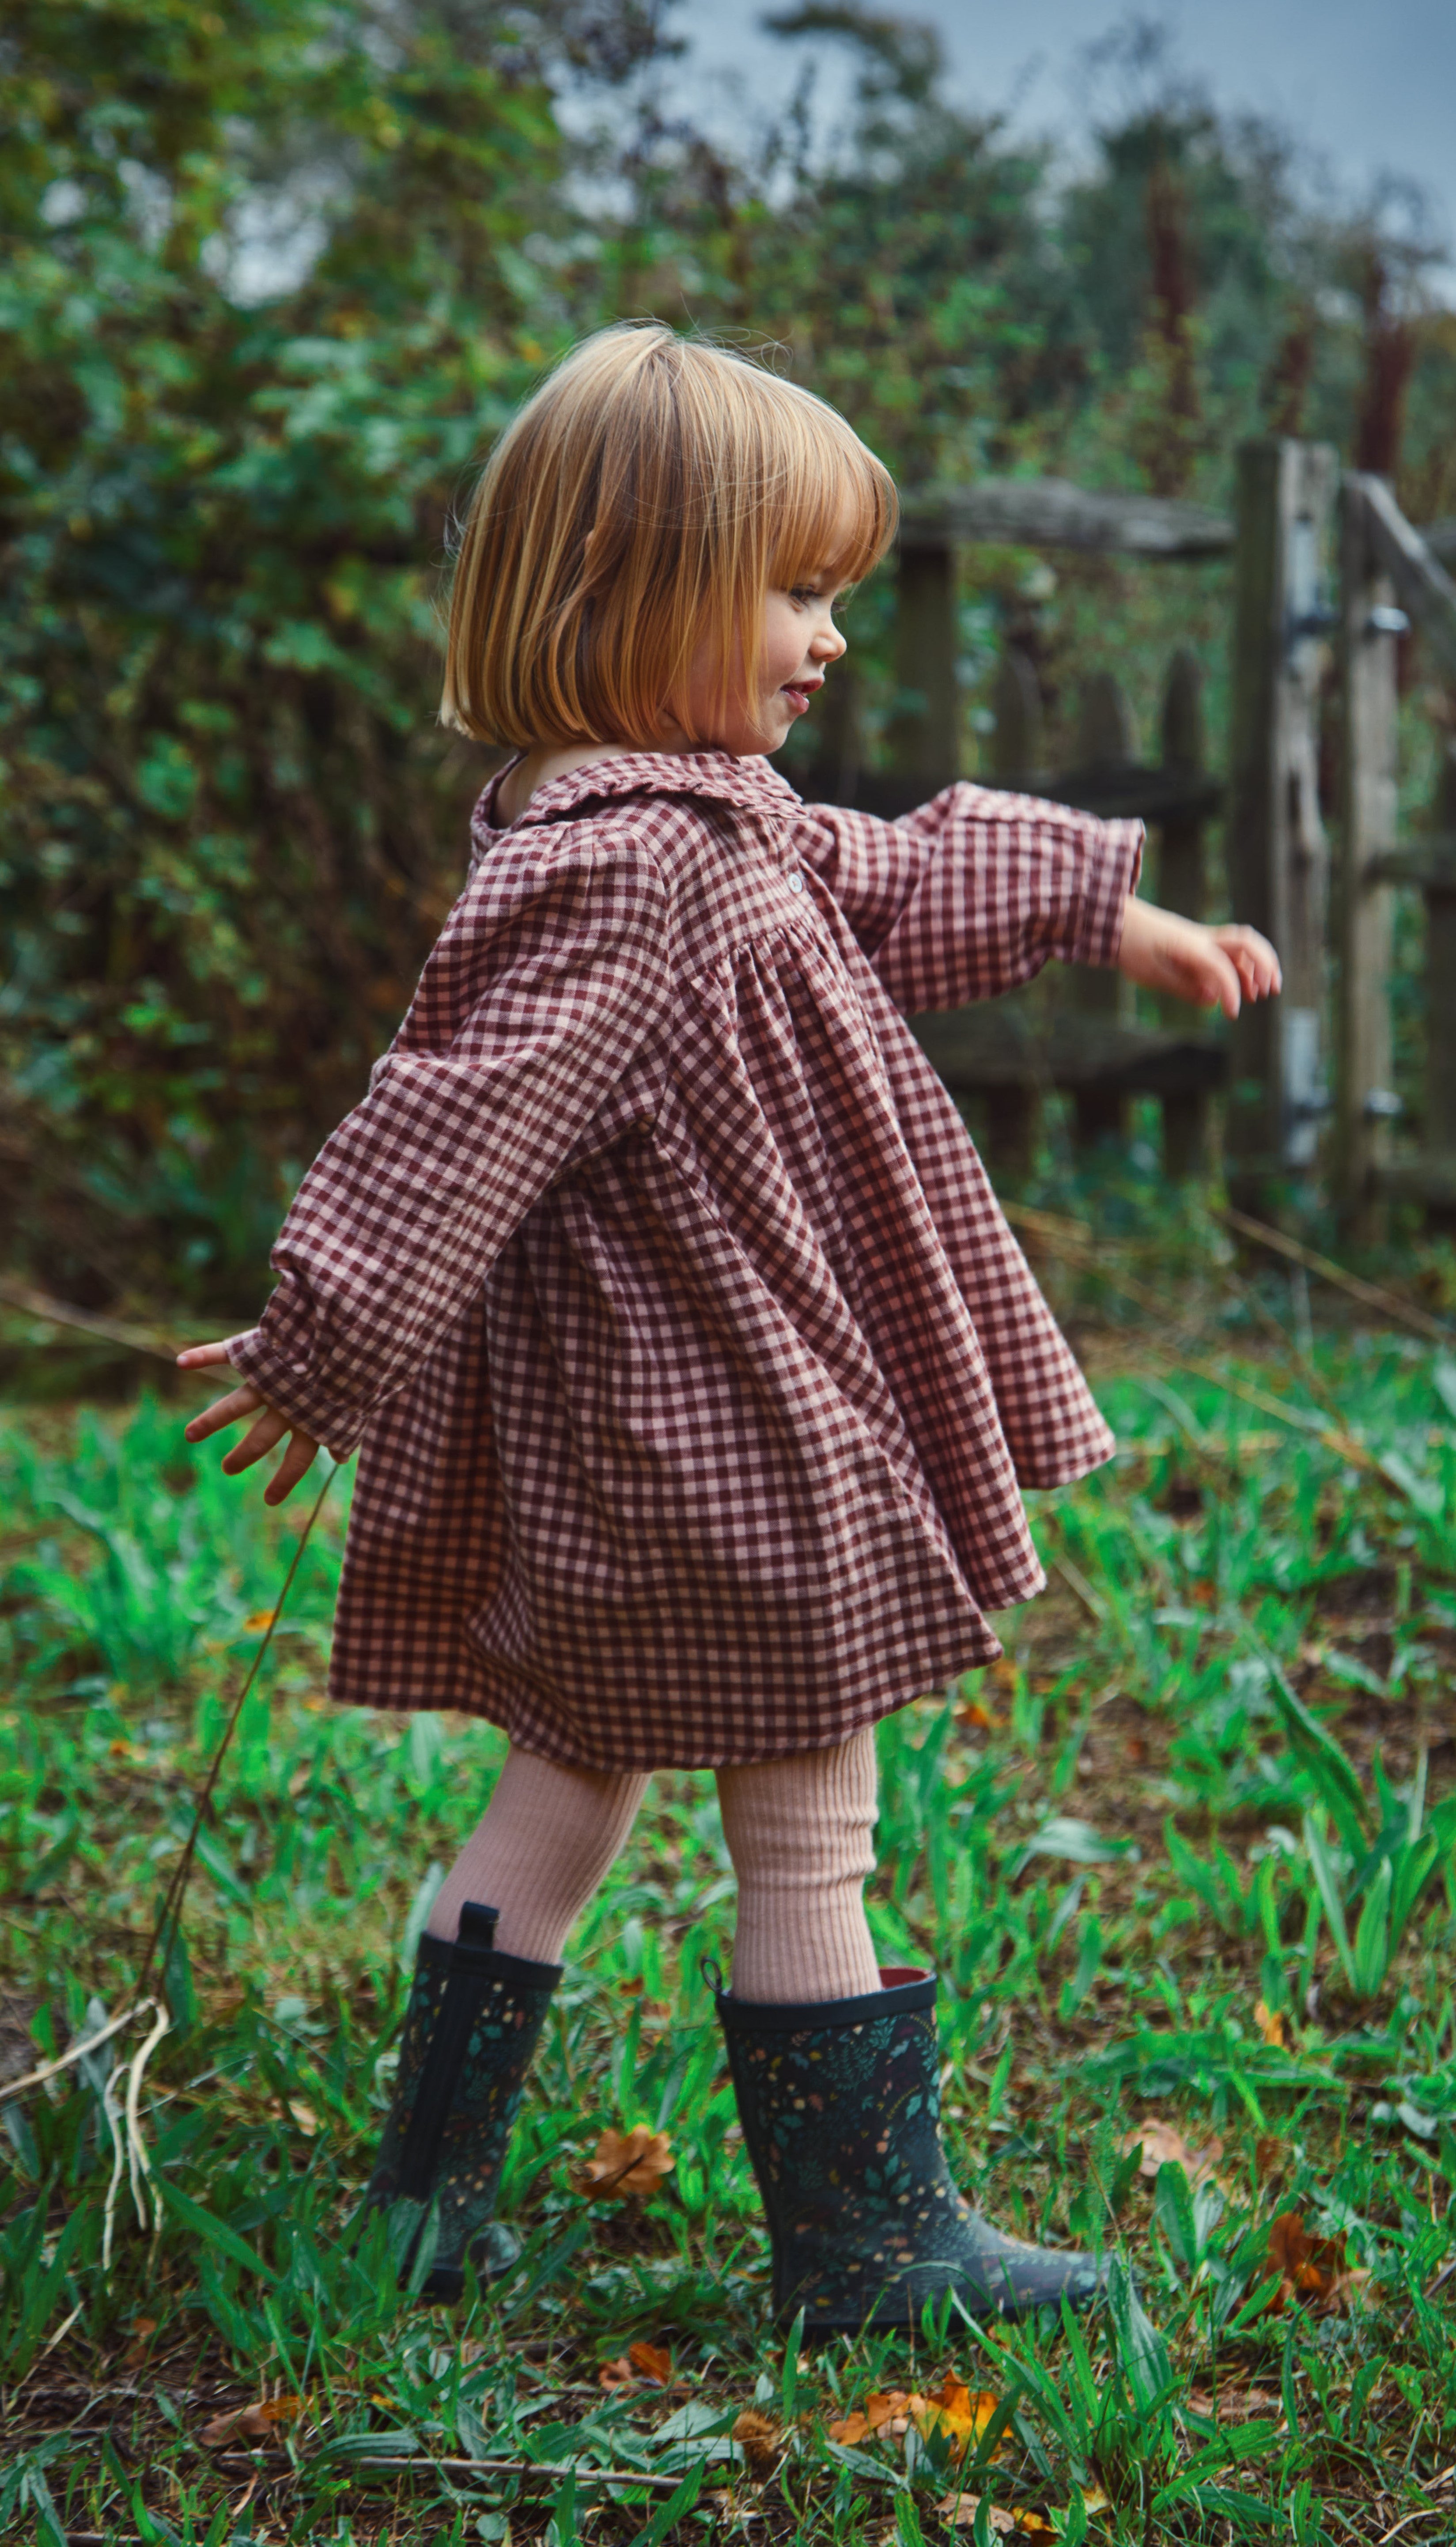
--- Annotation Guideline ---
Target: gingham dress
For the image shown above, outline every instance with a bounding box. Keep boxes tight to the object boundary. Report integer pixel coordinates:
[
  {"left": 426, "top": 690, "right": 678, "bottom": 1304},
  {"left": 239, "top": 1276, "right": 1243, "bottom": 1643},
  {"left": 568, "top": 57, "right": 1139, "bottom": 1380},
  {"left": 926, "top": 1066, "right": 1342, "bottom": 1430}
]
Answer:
[{"left": 228, "top": 751, "right": 1142, "bottom": 1767}]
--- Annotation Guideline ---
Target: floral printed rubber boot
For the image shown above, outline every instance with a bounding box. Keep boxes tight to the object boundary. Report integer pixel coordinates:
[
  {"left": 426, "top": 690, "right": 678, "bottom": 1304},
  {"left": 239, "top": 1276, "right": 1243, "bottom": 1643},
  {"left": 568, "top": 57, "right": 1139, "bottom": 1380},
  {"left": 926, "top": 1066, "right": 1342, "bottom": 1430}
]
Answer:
[
  {"left": 367, "top": 1901, "right": 562, "bottom": 2302},
  {"left": 713, "top": 1964, "right": 1105, "bottom": 2332}
]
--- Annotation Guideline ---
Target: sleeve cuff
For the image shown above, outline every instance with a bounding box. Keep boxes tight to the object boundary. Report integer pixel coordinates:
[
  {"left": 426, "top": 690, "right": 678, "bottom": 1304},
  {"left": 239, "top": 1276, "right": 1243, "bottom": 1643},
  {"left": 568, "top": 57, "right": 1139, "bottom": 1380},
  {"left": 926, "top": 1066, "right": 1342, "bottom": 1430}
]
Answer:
[
  {"left": 1067, "top": 817, "right": 1144, "bottom": 969},
  {"left": 224, "top": 1326, "right": 367, "bottom": 1462}
]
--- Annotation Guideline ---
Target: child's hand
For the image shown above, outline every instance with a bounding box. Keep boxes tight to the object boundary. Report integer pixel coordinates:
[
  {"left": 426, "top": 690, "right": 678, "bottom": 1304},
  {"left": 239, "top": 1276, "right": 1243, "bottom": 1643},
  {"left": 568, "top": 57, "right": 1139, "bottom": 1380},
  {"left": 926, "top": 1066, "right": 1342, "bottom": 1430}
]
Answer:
[
  {"left": 177, "top": 1341, "right": 321, "bottom": 1505},
  {"left": 1116, "top": 897, "right": 1281, "bottom": 1020}
]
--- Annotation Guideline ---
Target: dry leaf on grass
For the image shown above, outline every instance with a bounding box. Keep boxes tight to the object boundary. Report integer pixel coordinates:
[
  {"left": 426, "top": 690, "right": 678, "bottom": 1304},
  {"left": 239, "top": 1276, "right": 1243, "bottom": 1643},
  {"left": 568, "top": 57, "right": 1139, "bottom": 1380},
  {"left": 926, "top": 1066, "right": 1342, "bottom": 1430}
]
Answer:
[
  {"left": 1186, "top": 2384, "right": 1280, "bottom": 2422},
  {"left": 732, "top": 2407, "right": 782, "bottom": 2477},
  {"left": 198, "top": 2396, "right": 302, "bottom": 2447},
  {"left": 937, "top": 2499, "right": 1016, "bottom": 2534},
  {"left": 1264, "top": 2211, "right": 1370, "bottom": 2314},
  {"left": 937, "top": 2507, "right": 1066, "bottom": 2539},
  {"left": 1253, "top": 1998, "right": 1288, "bottom": 2047},
  {"left": 1119, "top": 2116, "right": 1224, "bottom": 2187},
  {"left": 957, "top": 1700, "right": 1002, "bottom": 1732},
  {"left": 598, "top": 2341, "right": 672, "bottom": 2392},
  {"left": 579, "top": 2126, "right": 674, "bottom": 2199},
  {"left": 628, "top": 2340, "right": 672, "bottom": 2384},
  {"left": 828, "top": 2375, "right": 998, "bottom": 2466},
  {"left": 284, "top": 2097, "right": 319, "bottom": 2136},
  {"left": 1255, "top": 2134, "right": 1285, "bottom": 2184}
]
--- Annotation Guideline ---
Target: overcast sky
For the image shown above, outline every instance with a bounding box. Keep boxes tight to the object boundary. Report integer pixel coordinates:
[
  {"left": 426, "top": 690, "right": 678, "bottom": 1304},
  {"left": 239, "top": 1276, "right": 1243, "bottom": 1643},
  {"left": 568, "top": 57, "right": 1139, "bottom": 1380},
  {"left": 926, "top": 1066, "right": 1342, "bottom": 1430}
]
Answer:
[{"left": 666, "top": 0, "right": 1456, "bottom": 288}]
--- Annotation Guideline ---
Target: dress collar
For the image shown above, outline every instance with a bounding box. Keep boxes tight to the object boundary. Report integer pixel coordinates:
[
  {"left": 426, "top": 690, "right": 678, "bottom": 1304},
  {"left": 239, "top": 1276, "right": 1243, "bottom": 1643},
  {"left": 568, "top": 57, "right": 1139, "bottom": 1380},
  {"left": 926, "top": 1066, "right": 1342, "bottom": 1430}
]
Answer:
[{"left": 479, "top": 749, "right": 806, "bottom": 840}]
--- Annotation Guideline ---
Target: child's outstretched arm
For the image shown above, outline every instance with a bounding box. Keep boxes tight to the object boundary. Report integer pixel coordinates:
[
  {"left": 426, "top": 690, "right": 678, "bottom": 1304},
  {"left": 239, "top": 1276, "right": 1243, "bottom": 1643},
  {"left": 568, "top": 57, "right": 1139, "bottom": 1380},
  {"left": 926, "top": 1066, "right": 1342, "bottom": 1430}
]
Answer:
[
  {"left": 1116, "top": 897, "right": 1280, "bottom": 1017},
  {"left": 798, "top": 783, "right": 1278, "bottom": 1022},
  {"left": 176, "top": 834, "right": 672, "bottom": 1502}
]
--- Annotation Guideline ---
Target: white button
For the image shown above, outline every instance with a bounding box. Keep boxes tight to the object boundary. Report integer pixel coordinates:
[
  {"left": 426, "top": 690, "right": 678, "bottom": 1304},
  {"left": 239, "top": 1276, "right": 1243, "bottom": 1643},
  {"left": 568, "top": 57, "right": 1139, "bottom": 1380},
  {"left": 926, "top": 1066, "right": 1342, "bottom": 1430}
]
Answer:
[{"left": 787, "top": 869, "right": 805, "bottom": 892}]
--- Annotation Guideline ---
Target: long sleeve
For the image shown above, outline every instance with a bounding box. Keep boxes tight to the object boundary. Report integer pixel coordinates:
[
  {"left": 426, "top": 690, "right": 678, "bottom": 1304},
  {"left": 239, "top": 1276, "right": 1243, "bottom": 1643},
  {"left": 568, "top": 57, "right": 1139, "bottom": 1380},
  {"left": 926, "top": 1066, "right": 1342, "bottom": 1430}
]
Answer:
[
  {"left": 797, "top": 784, "right": 1143, "bottom": 1016},
  {"left": 227, "top": 833, "right": 672, "bottom": 1457}
]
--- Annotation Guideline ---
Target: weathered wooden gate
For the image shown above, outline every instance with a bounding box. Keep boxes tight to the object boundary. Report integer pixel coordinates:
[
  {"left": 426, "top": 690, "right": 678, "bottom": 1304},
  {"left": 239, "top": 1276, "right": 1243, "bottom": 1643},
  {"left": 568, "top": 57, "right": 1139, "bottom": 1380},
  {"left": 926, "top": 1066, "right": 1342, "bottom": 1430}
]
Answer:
[{"left": 808, "top": 447, "right": 1456, "bottom": 1222}]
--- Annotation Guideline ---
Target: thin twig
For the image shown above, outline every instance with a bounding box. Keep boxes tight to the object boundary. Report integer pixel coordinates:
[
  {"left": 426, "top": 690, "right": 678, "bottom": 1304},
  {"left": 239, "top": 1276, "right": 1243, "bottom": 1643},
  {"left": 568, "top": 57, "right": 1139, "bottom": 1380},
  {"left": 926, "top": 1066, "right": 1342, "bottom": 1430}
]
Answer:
[
  {"left": 134, "top": 1462, "right": 335, "bottom": 1999},
  {"left": 1050, "top": 1552, "right": 1107, "bottom": 1621},
  {"left": 1219, "top": 1206, "right": 1453, "bottom": 1345},
  {"left": 310, "top": 2453, "right": 690, "bottom": 2488},
  {"left": 0, "top": 2000, "right": 159, "bottom": 2108},
  {"left": 0, "top": 1276, "right": 204, "bottom": 1366},
  {"left": 123, "top": 2001, "right": 171, "bottom": 2235},
  {"left": 1376, "top": 2511, "right": 1445, "bottom": 2544}
]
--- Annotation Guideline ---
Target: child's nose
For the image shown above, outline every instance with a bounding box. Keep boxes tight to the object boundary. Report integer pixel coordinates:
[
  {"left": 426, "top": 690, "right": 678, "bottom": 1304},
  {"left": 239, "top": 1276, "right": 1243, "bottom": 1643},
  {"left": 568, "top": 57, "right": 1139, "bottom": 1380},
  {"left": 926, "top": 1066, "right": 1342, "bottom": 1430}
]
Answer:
[{"left": 812, "top": 621, "right": 847, "bottom": 662}]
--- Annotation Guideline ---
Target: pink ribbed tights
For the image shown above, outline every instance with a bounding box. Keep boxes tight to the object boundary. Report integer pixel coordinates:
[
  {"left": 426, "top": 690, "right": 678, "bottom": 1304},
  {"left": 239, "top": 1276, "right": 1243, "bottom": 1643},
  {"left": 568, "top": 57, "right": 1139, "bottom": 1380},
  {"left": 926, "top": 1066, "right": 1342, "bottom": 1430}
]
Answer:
[{"left": 426, "top": 1729, "right": 881, "bottom": 2002}]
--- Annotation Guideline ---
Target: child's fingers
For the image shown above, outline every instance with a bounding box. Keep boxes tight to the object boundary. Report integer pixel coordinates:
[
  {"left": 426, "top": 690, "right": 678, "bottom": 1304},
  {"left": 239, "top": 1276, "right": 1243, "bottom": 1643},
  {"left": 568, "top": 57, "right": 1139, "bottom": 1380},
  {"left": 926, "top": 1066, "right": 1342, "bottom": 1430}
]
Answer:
[
  {"left": 220, "top": 1408, "right": 287, "bottom": 1475},
  {"left": 185, "top": 1383, "right": 264, "bottom": 1443},
  {"left": 1211, "top": 923, "right": 1281, "bottom": 999},
  {"left": 263, "top": 1431, "right": 320, "bottom": 1506},
  {"left": 176, "top": 1340, "right": 235, "bottom": 1370},
  {"left": 1170, "top": 938, "right": 1241, "bottom": 1018}
]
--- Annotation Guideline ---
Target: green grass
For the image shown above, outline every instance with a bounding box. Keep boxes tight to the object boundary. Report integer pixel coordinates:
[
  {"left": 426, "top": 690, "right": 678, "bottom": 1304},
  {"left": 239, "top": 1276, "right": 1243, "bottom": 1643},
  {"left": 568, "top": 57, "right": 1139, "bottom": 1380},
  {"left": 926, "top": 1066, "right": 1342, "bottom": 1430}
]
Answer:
[{"left": 3, "top": 1325, "right": 1456, "bottom": 2545}]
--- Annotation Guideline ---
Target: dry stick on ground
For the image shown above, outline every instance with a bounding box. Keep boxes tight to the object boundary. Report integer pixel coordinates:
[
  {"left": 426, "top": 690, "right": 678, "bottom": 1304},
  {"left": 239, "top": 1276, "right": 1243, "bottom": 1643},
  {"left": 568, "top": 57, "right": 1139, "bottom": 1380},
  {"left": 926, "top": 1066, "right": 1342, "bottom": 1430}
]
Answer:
[
  {"left": 0, "top": 1276, "right": 208, "bottom": 1365},
  {"left": 1001, "top": 1202, "right": 1386, "bottom": 1472},
  {"left": 133, "top": 1463, "right": 336, "bottom": 2001},
  {"left": 1218, "top": 1206, "right": 1454, "bottom": 1346}
]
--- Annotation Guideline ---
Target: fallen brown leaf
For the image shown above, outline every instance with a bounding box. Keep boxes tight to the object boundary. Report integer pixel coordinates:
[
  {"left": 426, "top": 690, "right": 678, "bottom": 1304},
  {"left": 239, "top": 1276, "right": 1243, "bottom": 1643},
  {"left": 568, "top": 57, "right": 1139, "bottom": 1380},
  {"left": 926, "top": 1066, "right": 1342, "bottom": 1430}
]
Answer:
[
  {"left": 1255, "top": 2134, "right": 1285, "bottom": 2184},
  {"left": 122, "top": 2316, "right": 157, "bottom": 2368},
  {"left": 1253, "top": 1999, "right": 1288, "bottom": 2047},
  {"left": 829, "top": 2377, "right": 998, "bottom": 2467},
  {"left": 1119, "top": 2116, "right": 1224, "bottom": 2187},
  {"left": 826, "top": 2408, "right": 870, "bottom": 2445},
  {"left": 915, "top": 2376, "right": 999, "bottom": 2464},
  {"left": 732, "top": 2406, "right": 782, "bottom": 2478},
  {"left": 1264, "top": 2211, "right": 1369, "bottom": 2314},
  {"left": 938, "top": 2497, "right": 1015, "bottom": 2534},
  {"left": 1186, "top": 2384, "right": 1280, "bottom": 2422},
  {"left": 957, "top": 1701, "right": 1002, "bottom": 1732},
  {"left": 628, "top": 2339, "right": 673, "bottom": 2385},
  {"left": 598, "top": 2355, "right": 637, "bottom": 2393},
  {"left": 197, "top": 2396, "right": 302, "bottom": 2448},
  {"left": 579, "top": 2126, "right": 675, "bottom": 2199}
]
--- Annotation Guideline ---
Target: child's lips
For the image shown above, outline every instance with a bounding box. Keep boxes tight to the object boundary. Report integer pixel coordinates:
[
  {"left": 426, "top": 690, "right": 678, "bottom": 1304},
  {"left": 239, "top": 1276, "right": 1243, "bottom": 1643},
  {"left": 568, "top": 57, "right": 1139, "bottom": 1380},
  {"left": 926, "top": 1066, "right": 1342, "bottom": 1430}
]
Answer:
[{"left": 781, "top": 679, "right": 823, "bottom": 713}]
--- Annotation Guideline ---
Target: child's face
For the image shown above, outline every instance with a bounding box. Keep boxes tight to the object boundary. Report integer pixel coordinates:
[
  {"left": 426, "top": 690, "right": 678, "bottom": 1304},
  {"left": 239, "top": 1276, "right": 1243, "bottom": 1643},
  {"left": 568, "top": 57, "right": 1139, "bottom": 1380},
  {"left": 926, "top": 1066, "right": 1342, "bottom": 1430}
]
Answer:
[{"left": 678, "top": 568, "right": 851, "bottom": 759}]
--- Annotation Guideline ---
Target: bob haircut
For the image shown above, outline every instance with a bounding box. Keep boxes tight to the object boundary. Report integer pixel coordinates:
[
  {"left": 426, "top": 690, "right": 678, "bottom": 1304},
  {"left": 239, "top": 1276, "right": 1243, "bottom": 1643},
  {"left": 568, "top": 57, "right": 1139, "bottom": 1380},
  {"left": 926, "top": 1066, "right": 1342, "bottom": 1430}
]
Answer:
[{"left": 440, "top": 323, "right": 897, "bottom": 750}]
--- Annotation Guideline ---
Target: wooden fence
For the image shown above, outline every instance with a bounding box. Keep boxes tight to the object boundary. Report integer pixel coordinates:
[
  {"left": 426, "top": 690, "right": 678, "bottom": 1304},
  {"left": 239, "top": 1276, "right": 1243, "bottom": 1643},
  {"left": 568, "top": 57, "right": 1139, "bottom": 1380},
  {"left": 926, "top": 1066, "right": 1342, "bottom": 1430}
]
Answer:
[{"left": 805, "top": 442, "right": 1456, "bottom": 1227}]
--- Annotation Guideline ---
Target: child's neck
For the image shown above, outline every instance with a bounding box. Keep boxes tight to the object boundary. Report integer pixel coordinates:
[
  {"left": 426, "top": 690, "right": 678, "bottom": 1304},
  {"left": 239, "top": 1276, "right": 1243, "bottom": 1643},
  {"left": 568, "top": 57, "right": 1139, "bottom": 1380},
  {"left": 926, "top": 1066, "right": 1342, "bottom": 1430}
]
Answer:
[{"left": 497, "top": 725, "right": 749, "bottom": 825}]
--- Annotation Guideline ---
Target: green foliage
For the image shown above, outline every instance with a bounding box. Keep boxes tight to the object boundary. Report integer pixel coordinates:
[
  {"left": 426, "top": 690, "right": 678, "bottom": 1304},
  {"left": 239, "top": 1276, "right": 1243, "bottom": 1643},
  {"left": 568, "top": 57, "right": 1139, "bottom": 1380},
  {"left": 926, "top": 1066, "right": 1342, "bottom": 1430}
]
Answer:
[
  {"left": 0, "top": 0, "right": 585, "bottom": 1306},
  {"left": 5, "top": 0, "right": 1455, "bottom": 1314},
  {"left": 3, "top": 1332, "right": 1456, "bottom": 2535}
]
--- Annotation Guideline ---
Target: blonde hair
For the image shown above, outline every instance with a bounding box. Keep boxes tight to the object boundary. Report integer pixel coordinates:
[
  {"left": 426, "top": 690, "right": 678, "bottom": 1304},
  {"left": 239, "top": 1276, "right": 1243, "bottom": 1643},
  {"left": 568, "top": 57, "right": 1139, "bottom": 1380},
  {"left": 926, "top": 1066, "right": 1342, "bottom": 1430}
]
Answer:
[{"left": 440, "top": 324, "right": 897, "bottom": 749}]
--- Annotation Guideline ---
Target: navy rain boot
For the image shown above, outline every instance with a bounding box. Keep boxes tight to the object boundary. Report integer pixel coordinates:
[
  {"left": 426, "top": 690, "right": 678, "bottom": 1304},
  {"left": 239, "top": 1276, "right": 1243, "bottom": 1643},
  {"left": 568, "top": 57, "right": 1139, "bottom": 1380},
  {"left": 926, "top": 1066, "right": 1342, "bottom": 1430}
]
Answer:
[
  {"left": 715, "top": 1964, "right": 1104, "bottom": 2332},
  {"left": 367, "top": 1901, "right": 561, "bottom": 2301}
]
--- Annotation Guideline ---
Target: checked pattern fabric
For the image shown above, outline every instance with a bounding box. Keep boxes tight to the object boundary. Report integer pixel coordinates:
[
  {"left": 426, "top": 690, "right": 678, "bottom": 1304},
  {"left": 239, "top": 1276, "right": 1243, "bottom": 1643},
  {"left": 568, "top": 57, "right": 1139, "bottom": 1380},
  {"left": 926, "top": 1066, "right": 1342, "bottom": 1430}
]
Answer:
[{"left": 228, "top": 751, "right": 1142, "bottom": 1767}]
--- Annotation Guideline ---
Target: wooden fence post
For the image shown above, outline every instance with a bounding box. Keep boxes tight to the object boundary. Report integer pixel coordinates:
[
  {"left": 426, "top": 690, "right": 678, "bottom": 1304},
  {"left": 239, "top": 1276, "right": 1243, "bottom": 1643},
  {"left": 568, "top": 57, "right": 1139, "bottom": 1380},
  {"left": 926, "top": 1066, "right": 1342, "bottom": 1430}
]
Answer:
[
  {"left": 983, "top": 648, "right": 1044, "bottom": 1176},
  {"left": 1225, "top": 438, "right": 1339, "bottom": 1203},
  {"left": 1335, "top": 476, "right": 1402, "bottom": 1237},
  {"left": 1424, "top": 747, "right": 1456, "bottom": 1226},
  {"left": 990, "top": 645, "right": 1043, "bottom": 790},
  {"left": 1068, "top": 673, "right": 1136, "bottom": 1148},
  {"left": 1157, "top": 648, "right": 1211, "bottom": 1177},
  {"left": 887, "top": 538, "right": 960, "bottom": 798}
]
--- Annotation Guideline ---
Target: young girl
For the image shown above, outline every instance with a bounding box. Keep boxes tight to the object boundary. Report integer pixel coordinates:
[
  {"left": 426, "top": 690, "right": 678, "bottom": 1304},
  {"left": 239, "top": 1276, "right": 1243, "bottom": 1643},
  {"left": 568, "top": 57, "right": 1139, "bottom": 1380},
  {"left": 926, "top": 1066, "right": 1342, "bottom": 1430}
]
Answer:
[{"left": 180, "top": 324, "right": 1278, "bottom": 2331}]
